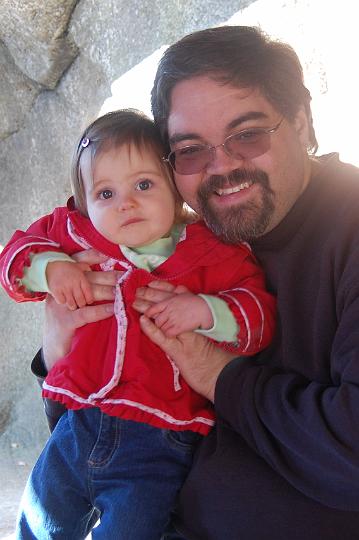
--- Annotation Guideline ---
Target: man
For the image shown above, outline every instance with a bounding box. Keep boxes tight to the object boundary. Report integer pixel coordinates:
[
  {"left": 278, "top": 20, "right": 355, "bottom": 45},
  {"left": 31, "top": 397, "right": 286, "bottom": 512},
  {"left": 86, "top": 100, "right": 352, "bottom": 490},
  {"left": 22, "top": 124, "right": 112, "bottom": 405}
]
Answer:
[{"left": 35, "top": 26, "right": 359, "bottom": 539}]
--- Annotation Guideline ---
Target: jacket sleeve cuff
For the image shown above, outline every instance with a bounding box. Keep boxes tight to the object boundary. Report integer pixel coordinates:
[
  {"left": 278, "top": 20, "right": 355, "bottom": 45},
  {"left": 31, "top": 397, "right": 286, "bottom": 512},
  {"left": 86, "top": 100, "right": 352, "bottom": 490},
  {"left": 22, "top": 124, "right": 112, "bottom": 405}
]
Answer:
[
  {"left": 22, "top": 251, "right": 74, "bottom": 293},
  {"left": 196, "top": 294, "right": 239, "bottom": 342}
]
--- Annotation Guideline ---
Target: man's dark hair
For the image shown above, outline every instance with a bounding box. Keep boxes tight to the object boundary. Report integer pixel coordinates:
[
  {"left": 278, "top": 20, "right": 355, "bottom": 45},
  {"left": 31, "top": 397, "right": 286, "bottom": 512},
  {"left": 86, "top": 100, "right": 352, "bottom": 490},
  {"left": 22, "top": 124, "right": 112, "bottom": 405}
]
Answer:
[{"left": 151, "top": 25, "right": 317, "bottom": 152}]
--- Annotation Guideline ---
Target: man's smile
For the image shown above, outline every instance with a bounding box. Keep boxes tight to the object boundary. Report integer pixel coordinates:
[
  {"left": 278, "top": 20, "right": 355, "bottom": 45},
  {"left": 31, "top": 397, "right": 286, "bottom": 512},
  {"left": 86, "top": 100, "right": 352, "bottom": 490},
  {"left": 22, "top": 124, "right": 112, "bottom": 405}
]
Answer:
[{"left": 215, "top": 181, "right": 253, "bottom": 196}]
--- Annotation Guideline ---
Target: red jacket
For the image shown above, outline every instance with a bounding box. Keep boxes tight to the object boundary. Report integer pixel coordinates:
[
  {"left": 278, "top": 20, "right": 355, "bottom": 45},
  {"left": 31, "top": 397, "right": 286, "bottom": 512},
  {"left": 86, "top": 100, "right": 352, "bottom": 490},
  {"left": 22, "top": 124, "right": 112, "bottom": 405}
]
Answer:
[{"left": 0, "top": 198, "right": 276, "bottom": 435}]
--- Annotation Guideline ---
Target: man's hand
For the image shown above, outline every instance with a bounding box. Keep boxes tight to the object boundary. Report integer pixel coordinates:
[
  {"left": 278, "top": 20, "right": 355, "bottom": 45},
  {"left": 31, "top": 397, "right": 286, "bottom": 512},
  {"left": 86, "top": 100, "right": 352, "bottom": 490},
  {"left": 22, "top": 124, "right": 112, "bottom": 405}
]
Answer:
[
  {"left": 43, "top": 249, "right": 118, "bottom": 371},
  {"left": 46, "top": 260, "right": 93, "bottom": 310},
  {"left": 139, "top": 315, "right": 235, "bottom": 402},
  {"left": 144, "top": 292, "right": 214, "bottom": 336},
  {"left": 43, "top": 296, "right": 114, "bottom": 371}
]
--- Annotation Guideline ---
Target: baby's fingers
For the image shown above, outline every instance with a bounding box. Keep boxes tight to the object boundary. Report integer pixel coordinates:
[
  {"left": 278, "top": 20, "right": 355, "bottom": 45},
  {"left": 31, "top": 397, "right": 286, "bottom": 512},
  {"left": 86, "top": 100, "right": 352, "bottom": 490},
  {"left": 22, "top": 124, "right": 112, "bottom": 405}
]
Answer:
[
  {"left": 153, "top": 310, "right": 171, "bottom": 329},
  {"left": 80, "top": 278, "right": 94, "bottom": 305},
  {"left": 61, "top": 287, "right": 80, "bottom": 310},
  {"left": 52, "top": 290, "right": 67, "bottom": 307},
  {"left": 71, "top": 288, "right": 87, "bottom": 309},
  {"left": 145, "top": 301, "right": 167, "bottom": 319}
]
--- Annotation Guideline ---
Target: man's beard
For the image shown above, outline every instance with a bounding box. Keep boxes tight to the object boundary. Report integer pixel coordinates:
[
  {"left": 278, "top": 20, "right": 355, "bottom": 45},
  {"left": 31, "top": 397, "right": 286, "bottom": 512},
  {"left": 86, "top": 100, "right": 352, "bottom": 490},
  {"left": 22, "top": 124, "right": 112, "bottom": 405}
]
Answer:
[{"left": 197, "top": 168, "right": 274, "bottom": 244}]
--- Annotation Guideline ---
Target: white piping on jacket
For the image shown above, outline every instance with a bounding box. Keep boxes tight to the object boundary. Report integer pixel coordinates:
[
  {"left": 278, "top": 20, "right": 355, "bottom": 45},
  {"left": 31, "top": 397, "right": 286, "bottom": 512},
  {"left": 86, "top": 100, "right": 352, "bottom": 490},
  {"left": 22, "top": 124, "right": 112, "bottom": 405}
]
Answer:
[
  {"left": 220, "top": 287, "right": 264, "bottom": 351},
  {"left": 2, "top": 238, "right": 60, "bottom": 289}
]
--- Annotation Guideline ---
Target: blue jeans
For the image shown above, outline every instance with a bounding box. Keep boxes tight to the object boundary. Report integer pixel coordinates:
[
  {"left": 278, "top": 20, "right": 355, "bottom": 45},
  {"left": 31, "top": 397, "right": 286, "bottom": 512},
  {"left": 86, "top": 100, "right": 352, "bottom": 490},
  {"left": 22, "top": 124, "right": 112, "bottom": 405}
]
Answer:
[{"left": 16, "top": 408, "right": 200, "bottom": 539}]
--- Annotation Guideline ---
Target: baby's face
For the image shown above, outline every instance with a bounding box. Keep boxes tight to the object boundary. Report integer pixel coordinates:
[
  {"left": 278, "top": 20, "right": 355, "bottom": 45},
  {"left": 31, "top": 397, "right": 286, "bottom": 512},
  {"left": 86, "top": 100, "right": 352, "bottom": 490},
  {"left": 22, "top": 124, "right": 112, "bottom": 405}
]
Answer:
[{"left": 82, "top": 144, "right": 176, "bottom": 247}]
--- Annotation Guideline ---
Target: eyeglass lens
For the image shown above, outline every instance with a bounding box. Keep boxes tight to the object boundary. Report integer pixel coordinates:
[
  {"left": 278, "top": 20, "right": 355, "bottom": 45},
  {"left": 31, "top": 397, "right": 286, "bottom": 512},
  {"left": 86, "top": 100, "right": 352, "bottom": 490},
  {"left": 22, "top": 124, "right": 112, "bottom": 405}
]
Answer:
[{"left": 169, "top": 129, "right": 272, "bottom": 175}]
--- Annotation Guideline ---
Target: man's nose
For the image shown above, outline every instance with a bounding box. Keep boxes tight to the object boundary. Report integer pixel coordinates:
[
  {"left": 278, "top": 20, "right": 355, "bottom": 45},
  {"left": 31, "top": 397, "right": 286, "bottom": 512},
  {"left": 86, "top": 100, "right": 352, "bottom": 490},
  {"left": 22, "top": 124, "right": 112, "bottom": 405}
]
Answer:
[{"left": 205, "top": 145, "right": 245, "bottom": 176}]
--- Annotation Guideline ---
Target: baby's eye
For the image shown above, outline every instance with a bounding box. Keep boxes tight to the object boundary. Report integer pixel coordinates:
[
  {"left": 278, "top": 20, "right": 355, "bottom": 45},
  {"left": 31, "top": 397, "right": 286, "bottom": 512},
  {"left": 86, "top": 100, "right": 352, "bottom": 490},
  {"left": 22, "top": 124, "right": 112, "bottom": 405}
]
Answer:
[
  {"left": 99, "top": 189, "right": 113, "bottom": 200},
  {"left": 136, "top": 179, "right": 152, "bottom": 191}
]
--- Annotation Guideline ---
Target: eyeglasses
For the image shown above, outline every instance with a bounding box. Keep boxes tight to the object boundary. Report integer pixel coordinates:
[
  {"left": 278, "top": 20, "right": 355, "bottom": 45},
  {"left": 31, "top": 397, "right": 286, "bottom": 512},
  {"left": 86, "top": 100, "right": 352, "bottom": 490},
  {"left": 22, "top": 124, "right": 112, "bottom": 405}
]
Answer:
[{"left": 164, "top": 118, "right": 283, "bottom": 175}]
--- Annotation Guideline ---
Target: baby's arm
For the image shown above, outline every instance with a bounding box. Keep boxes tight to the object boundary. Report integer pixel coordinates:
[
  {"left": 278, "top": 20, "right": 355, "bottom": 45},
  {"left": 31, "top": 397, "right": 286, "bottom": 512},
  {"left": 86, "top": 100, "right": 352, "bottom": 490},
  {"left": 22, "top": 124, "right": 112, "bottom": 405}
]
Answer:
[
  {"left": 22, "top": 252, "right": 93, "bottom": 310},
  {"left": 136, "top": 240, "right": 276, "bottom": 354},
  {"left": 145, "top": 291, "right": 213, "bottom": 336},
  {"left": 144, "top": 290, "right": 237, "bottom": 339}
]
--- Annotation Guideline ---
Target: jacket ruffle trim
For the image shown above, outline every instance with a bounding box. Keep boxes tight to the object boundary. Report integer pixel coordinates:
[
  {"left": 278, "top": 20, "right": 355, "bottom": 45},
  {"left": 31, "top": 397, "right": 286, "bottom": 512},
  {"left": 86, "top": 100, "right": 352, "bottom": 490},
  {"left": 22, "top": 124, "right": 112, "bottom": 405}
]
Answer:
[{"left": 42, "top": 387, "right": 214, "bottom": 436}]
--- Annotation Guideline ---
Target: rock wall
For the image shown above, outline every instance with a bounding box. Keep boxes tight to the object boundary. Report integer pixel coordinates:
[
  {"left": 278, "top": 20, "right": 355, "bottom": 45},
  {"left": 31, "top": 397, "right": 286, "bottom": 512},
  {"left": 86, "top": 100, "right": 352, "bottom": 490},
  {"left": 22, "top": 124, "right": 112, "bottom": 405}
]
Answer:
[{"left": 0, "top": 0, "right": 79, "bottom": 139}]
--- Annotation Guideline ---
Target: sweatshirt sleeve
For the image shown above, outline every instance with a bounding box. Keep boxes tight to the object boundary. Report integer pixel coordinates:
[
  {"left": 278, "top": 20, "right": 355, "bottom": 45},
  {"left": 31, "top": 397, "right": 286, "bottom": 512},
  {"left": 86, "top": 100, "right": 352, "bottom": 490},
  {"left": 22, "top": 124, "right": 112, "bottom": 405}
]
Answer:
[{"left": 214, "top": 242, "right": 359, "bottom": 511}]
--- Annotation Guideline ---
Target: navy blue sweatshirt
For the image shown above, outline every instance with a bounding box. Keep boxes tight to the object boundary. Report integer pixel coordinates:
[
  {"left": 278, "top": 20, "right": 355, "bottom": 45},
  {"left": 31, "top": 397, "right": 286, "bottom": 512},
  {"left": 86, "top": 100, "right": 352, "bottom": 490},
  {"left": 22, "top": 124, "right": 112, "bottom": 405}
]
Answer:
[
  {"left": 33, "top": 154, "right": 359, "bottom": 539},
  {"left": 174, "top": 154, "right": 359, "bottom": 539}
]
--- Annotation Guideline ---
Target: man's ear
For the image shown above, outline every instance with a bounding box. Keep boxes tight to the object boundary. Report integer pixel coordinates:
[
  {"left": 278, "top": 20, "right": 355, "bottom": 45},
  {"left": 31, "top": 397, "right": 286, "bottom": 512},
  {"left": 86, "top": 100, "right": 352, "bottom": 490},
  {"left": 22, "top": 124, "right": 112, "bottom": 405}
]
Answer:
[{"left": 294, "top": 106, "right": 311, "bottom": 148}]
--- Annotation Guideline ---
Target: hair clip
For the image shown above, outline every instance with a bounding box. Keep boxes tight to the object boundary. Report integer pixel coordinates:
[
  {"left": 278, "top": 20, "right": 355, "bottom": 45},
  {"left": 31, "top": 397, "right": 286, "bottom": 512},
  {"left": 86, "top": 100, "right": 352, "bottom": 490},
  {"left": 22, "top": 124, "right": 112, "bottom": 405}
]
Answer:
[{"left": 81, "top": 137, "right": 90, "bottom": 148}]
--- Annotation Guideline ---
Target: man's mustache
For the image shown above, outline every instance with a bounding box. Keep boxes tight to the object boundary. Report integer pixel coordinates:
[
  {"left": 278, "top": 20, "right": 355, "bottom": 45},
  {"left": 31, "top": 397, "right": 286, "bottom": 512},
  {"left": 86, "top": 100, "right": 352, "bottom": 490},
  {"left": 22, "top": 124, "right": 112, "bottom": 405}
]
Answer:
[{"left": 198, "top": 168, "right": 272, "bottom": 199}]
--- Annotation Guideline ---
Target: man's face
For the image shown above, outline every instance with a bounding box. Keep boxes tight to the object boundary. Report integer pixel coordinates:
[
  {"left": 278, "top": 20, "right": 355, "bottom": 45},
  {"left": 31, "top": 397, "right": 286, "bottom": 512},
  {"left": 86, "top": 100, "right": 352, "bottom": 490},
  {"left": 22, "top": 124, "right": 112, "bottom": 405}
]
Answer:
[{"left": 167, "top": 76, "right": 311, "bottom": 243}]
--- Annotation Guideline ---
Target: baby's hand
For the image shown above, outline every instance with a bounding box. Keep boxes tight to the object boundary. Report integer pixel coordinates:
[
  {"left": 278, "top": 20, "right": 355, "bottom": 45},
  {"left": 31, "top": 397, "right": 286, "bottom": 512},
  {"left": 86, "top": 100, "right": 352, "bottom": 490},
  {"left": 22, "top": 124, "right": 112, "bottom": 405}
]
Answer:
[
  {"left": 144, "top": 291, "right": 214, "bottom": 337},
  {"left": 46, "top": 260, "right": 93, "bottom": 310}
]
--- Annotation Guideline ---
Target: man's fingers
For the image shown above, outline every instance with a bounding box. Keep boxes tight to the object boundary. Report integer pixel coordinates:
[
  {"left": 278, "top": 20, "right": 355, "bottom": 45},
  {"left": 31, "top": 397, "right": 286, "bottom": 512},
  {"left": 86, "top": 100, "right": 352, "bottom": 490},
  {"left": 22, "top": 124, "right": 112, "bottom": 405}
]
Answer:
[
  {"left": 70, "top": 302, "right": 114, "bottom": 328},
  {"left": 75, "top": 262, "right": 92, "bottom": 272},
  {"left": 137, "top": 282, "right": 190, "bottom": 307},
  {"left": 132, "top": 299, "right": 154, "bottom": 314},
  {"left": 90, "top": 283, "right": 116, "bottom": 302},
  {"left": 71, "top": 251, "right": 123, "bottom": 303},
  {"left": 42, "top": 296, "right": 115, "bottom": 370},
  {"left": 174, "top": 284, "right": 189, "bottom": 294},
  {"left": 147, "top": 281, "right": 189, "bottom": 295},
  {"left": 136, "top": 286, "right": 175, "bottom": 303},
  {"left": 147, "top": 281, "right": 177, "bottom": 292},
  {"left": 86, "top": 270, "right": 121, "bottom": 287},
  {"left": 72, "top": 248, "right": 108, "bottom": 265},
  {"left": 139, "top": 315, "right": 176, "bottom": 354}
]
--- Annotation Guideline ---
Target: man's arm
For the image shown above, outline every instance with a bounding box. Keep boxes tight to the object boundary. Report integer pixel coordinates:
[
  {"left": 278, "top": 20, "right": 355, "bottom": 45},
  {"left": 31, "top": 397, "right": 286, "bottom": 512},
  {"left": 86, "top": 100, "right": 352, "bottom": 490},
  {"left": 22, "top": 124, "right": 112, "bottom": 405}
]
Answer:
[
  {"left": 31, "top": 349, "right": 67, "bottom": 433},
  {"left": 138, "top": 278, "right": 359, "bottom": 511}
]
